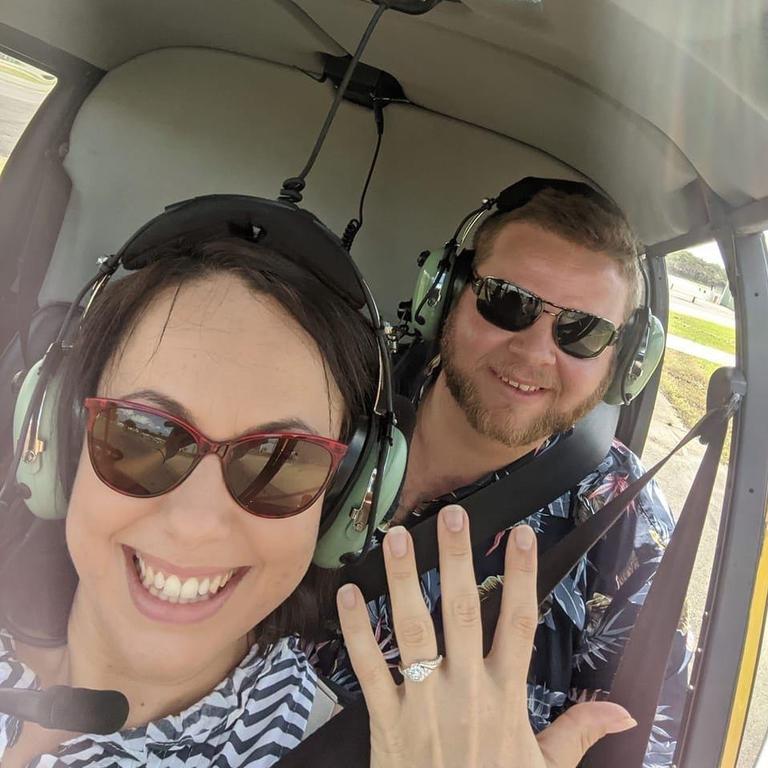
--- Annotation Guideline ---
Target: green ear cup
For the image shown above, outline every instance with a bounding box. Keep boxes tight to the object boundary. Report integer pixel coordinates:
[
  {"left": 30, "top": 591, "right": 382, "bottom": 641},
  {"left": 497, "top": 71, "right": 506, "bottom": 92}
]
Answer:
[
  {"left": 312, "top": 425, "right": 408, "bottom": 569},
  {"left": 603, "top": 314, "right": 666, "bottom": 406},
  {"left": 411, "top": 249, "right": 474, "bottom": 343},
  {"left": 411, "top": 250, "right": 452, "bottom": 342},
  {"left": 622, "top": 314, "right": 665, "bottom": 401},
  {"left": 13, "top": 361, "right": 68, "bottom": 520}
]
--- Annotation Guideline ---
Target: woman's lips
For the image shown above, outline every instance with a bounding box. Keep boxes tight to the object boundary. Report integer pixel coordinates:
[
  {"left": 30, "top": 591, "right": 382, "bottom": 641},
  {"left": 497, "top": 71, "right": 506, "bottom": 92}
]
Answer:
[{"left": 122, "top": 547, "right": 249, "bottom": 625}]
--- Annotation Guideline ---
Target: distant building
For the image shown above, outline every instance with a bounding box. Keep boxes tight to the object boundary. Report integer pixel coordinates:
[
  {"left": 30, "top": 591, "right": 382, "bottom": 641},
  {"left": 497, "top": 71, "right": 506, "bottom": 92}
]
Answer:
[
  {"left": 718, "top": 283, "right": 735, "bottom": 310},
  {"left": 669, "top": 275, "right": 720, "bottom": 303}
]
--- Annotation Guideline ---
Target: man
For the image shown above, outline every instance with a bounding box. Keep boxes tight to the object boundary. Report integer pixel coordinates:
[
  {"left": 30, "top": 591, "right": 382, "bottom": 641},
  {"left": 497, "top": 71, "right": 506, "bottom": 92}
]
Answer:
[{"left": 322, "top": 180, "right": 687, "bottom": 768}]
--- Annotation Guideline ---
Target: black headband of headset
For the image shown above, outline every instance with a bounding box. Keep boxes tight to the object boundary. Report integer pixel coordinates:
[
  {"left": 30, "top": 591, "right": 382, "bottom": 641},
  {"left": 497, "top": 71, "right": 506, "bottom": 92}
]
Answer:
[
  {"left": 495, "top": 176, "right": 625, "bottom": 219},
  {"left": 117, "top": 194, "right": 366, "bottom": 309}
]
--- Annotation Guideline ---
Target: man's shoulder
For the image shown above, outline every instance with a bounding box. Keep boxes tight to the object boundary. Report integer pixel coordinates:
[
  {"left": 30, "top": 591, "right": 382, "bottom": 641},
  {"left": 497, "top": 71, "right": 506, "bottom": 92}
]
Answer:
[
  {"left": 576, "top": 436, "right": 651, "bottom": 489},
  {"left": 572, "top": 436, "right": 675, "bottom": 540}
]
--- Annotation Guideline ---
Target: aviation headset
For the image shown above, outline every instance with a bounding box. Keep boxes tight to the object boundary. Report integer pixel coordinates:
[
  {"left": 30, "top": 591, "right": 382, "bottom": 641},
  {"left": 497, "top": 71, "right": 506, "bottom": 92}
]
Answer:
[
  {"left": 405, "top": 176, "right": 666, "bottom": 405},
  {"left": 4, "top": 0, "right": 468, "bottom": 581},
  {"left": 7, "top": 194, "right": 409, "bottom": 569}
]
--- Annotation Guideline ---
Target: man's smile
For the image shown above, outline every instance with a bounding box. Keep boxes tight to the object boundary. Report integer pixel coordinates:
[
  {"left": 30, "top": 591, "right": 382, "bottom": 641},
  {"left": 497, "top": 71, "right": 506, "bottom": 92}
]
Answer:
[{"left": 490, "top": 366, "right": 552, "bottom": 397}]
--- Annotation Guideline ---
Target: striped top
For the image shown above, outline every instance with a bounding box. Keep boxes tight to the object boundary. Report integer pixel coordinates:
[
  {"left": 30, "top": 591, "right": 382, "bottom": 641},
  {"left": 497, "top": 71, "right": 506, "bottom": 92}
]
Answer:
[{"left": 0, "top": 628, "right": 317, "bottom": 767}]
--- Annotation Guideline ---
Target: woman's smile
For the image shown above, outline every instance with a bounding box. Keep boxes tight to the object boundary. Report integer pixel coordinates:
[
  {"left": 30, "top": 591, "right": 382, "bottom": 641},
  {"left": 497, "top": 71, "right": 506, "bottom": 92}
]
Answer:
[
  {"left": 122, "top": 545, "right": 251, "bottom": 624},
  {"left": 1, "top": 232, "right": 377, "bottom": 764}
]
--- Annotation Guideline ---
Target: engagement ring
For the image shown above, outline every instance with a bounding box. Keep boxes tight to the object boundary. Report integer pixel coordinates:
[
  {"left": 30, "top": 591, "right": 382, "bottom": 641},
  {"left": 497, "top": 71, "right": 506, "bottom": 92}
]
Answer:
[{"left": 398, "top": 654, "right": 444, "bottom": 683}]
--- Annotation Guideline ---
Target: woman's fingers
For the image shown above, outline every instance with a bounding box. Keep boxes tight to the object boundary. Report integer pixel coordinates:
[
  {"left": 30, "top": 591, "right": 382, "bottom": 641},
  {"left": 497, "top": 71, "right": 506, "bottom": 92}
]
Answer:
[
  {"left": 536, "top": 702, "right": 637, "bottom": 768},
  {"left": 488, "top": 525, "right": 539, "bottom": 681},
  {"left": 384, "top": 526, "right": 439, "bottom": 667},
  {"left": 336, "top": 583, "right": 398, "bottom": 721},
  {"left": 437, "top": 505, "right": 483, "bottom": 666}
]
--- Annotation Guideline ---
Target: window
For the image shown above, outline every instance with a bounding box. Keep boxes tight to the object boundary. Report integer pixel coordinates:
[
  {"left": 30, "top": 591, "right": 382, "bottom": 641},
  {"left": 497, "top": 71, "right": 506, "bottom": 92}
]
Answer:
[
  {"left": 642, "top": 240, "right": 737, "bottom": 753},
  {"left": 0, "top": 52, "right": 57, "bottom": 175}
]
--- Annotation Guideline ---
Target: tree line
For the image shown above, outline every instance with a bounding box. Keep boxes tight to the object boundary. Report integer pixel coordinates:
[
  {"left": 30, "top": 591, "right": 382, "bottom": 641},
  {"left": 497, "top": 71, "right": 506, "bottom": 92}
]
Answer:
[{"left": 666, "top": 250, "right": 727, "bottom": 290}]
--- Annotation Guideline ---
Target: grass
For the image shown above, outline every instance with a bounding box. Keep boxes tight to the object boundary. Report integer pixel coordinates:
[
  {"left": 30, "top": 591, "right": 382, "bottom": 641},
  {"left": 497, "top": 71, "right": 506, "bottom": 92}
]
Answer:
[
  {"left": 660, "top": 348, "right": 731, "bottom": 464},
  {"left": 668, "top": 310, "right": 735, "bottom": 354}
]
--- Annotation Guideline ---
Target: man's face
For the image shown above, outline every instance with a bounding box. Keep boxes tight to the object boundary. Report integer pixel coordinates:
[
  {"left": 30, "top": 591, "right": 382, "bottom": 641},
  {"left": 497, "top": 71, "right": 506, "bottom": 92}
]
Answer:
[{"left": 440, "top": 220, "right": 629, "bottom": 449}]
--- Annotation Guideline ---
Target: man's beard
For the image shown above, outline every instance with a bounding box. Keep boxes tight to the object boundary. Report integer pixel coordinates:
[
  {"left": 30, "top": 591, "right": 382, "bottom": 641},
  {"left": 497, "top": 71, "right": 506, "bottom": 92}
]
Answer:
[{"left": 440, "top": 319, "right": 614, "bottom": 449}]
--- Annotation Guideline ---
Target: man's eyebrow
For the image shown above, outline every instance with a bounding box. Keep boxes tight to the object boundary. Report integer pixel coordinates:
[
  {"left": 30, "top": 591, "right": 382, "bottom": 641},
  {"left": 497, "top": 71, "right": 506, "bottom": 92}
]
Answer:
[{"left": 121, "top": 389, "right": 321, "bottom": 436}]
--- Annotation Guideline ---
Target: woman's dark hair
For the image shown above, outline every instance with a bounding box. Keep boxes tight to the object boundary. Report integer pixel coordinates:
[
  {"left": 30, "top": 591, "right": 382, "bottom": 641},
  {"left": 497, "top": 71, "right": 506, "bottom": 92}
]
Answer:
[{"left": 2, "top": 238, "right": 377, "bottom": 647}]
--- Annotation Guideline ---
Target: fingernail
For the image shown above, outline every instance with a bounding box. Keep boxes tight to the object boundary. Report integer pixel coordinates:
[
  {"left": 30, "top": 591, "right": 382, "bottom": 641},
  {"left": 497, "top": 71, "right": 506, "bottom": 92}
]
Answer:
[
  {"left": 608, "top": 717, "right": 638, "bottom": 733},
  {"left": 338, "top": 584, "right": 357, "bottom": 610},
  {"left": 442, "top": 505, "right": 465, "bottom": 532},
  {"left": 387, "top": 526, "right": 409, "bottom": 558},
  {"left": 514, "top": 525, "right": 535, "bottom": 550}
]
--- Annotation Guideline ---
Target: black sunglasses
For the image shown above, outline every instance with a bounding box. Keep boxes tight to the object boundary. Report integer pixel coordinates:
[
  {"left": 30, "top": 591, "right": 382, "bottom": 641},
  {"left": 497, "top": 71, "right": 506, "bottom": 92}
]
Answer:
[{"left": 470, "top": 273, "right": 622, "bottom": 359}]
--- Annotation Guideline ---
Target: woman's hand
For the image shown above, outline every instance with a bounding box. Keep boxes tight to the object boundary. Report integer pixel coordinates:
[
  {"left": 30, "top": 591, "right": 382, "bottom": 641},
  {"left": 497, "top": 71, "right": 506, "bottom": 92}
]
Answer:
[{"left": 337, "top": 504, "right": 637, "bottom": 768}]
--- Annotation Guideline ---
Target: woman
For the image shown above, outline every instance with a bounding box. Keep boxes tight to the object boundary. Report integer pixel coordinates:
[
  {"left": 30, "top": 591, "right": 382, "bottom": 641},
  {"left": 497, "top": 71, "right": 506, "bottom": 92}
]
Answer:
[
  {"left": 0, "top": 236, "right": 377, "bottom": 767},
  {"left": 0, "top": 232, "right": 633, "bottom": 768}
]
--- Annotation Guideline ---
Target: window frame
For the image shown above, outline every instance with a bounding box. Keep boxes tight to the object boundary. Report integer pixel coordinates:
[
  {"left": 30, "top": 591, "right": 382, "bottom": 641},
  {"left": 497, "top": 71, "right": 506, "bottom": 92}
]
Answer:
[
  {"left": 674, "top": 227, "right": 768, "bottom": 768},
  {"left": 0, "top": 23, "right": 104, "bottom": 347}
]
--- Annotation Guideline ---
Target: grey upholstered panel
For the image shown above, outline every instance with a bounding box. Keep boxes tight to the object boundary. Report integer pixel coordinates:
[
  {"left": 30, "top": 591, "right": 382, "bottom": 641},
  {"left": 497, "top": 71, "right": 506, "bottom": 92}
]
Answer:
[{"left": 39, "top": 47, "right": 582, "bottom": 317}]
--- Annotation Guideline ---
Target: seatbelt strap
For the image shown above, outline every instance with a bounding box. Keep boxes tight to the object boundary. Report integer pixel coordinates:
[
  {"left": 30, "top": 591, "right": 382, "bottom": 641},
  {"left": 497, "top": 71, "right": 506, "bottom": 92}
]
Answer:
[
  {"left": 472, "top": 375, "right": 741, "bottom": 766},
  {"left": 303, "top": 677, "right": 340, "bottom": 740},
  {"left": 439, "top": 390, "right": 738, "bottom": 644},
  {"left": 537, "top": 401, "right": 731, "bottom": 602},
  {"left": 581, "top": 377, "right": 742, "bottom": 767},
  {"left": 345, "top": 400, "right": 618, "bottom": 601},
  {"left": 280, "top": 695, "right": 370, "bottom": 766},
  {"left": 277, "top": 380, "right": 740, "bottom": 768}
]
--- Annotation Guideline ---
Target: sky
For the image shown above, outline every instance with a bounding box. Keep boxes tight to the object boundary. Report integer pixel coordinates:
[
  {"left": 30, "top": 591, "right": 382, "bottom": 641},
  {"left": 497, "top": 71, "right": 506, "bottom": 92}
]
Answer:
[{"left": 689, "top": 241, "right": 724, "bottom": 266}]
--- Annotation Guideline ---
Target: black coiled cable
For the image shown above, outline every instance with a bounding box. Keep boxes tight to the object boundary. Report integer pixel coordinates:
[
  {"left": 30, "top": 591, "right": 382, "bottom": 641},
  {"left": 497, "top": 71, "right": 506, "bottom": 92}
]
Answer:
[
  {"left": 278, "top": 3, "right": 389, "bottom": 204},
  {"left": 342, "top": 99, "right": 385, "bottom": 252}
]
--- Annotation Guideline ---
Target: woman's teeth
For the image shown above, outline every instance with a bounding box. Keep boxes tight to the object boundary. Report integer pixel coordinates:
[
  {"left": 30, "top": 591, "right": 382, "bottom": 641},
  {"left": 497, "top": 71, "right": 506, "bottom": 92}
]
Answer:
[
  {"left": 498, "top": 374, "right": 541, "bottom": 393},
  {"left": 133, "top": 552, "right": 234, "bottom": 604}
]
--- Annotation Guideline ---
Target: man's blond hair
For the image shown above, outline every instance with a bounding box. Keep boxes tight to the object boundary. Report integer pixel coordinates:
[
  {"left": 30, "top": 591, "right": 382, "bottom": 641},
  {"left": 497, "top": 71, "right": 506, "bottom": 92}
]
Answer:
[{"left": 472, "top": 188, "right": 643, "bottom": 319}]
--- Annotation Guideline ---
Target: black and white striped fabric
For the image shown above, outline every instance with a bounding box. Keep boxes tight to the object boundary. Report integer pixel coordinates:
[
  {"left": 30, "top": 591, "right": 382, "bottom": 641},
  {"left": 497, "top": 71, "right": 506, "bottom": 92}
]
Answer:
[{"left": 0, "top": 628, "right": 317, "bottom": 767}]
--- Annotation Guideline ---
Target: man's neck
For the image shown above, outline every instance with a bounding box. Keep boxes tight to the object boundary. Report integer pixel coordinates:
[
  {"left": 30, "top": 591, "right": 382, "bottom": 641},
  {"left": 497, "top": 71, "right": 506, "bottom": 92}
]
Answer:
[{"left": 393, "top": 373, "right": 542, "bottom": 522}]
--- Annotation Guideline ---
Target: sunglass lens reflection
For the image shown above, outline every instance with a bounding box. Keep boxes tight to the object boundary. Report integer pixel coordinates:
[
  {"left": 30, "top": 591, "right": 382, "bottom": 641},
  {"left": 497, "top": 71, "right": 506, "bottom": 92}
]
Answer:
[
  {"left": 89, "top": 405, "right": 338, "bottom": 517},
  {"left": 90, "top": 407, "right": 198, "bottom": 495},
  {"left": 226, "top": 438, "right": 334, "bottom": 517},
  {"left": 556, "top": 311, "right": 616, "bottom": 358},
  {"left": 477, "top": 279, "right": 542, "bottom": 331}
]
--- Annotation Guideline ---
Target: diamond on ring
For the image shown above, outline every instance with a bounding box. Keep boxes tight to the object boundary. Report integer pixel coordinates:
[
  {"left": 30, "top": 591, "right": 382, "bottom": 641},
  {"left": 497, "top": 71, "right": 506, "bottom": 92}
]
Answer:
[{"left": 398, "top": 654, "right": 444, "bottom": 683}]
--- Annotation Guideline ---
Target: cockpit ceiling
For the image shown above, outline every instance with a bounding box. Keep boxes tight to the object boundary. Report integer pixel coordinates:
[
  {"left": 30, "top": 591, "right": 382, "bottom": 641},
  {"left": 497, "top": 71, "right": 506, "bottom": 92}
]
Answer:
[{"left": 2, "top": 0, "right": 766, "bottom": 243}]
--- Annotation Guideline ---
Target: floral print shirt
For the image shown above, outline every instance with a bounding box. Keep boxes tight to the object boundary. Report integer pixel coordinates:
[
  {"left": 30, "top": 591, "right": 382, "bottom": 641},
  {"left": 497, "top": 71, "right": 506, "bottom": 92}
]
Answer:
[{"left": 314, "top": 355, "right": 689, "bottom": 768}]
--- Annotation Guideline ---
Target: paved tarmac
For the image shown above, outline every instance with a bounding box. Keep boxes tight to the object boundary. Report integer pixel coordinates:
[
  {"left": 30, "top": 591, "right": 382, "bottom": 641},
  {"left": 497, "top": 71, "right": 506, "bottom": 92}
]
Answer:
[
  {"left": 670, "top": 290, "right": 735, "bottom": 328},
  {"left": 666, "top": 333, "right": 736, "bottom": 366}
]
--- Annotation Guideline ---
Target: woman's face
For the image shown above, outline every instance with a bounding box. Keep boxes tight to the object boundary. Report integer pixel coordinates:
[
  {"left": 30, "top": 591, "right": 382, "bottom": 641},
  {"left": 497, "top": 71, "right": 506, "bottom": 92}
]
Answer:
[{"left": 66, "top": 273, "right": 344, "bottom": 682}]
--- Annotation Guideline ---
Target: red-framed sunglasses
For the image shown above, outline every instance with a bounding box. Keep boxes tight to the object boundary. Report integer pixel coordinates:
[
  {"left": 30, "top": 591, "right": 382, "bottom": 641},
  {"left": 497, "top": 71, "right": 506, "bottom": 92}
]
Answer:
[{"left": 83, "top": 398, "right": 348, "bottom": 519}]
